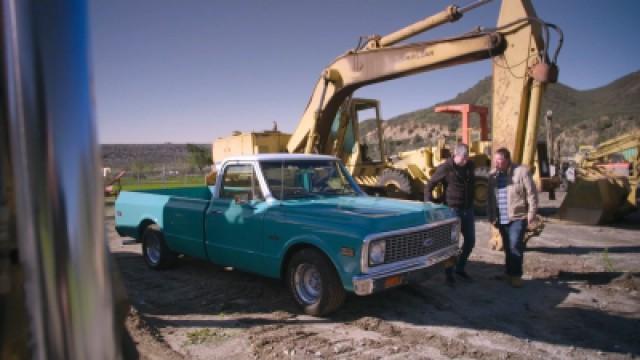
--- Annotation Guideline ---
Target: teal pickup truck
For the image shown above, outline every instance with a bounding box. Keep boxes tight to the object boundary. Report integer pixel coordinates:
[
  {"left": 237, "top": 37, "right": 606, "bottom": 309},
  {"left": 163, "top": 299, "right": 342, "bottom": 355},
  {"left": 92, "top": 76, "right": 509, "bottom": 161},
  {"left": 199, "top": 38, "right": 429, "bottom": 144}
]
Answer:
[{"left": 115, "top": 154, "right": 460, "bottom": 315}]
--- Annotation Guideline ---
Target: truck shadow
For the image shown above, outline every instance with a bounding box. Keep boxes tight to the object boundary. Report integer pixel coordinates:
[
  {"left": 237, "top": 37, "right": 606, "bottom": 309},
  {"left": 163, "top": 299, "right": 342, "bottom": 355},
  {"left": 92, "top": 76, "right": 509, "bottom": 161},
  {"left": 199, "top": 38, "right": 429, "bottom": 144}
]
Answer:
[{"left": 111, "top": 249, "right": 639, "bottom": 356}]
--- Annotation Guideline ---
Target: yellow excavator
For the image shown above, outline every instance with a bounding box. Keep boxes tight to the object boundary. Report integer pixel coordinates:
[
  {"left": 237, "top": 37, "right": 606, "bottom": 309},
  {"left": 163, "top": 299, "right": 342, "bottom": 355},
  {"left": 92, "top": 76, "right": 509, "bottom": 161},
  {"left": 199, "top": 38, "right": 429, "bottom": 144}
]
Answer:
[
  {"left": 286, "top": 0, "right": 562, "bottom": 197},
  {"left": 558, "top": 130, "right": 640, "bottom": 224},
  {"left": 212, "top": 0, "right": 563, "bottom": 209}
]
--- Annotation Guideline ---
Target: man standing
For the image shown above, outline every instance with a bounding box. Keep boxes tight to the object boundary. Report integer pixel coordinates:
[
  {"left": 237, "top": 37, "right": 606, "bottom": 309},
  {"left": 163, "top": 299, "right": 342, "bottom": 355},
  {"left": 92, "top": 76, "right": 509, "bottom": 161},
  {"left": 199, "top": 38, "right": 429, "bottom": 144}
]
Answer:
[
  {"left": 487, "top": 148, "right": 539, "bottom": 288},
  {"left": 425, "top": 143, "right": 475, "bottom": 286}
]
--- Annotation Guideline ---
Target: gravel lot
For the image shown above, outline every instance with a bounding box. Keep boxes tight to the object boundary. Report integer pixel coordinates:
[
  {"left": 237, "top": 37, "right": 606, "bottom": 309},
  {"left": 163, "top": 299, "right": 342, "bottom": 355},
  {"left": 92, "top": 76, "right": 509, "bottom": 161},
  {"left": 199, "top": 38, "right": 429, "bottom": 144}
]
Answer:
[{"left": 106, "top": 193, "right": 640, "bottom": 359}]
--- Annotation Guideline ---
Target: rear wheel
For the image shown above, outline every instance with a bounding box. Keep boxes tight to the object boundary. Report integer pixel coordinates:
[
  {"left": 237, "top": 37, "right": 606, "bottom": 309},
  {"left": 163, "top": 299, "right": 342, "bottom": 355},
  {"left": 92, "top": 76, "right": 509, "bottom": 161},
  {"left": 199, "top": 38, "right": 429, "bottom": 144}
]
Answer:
[
  {"left": 142, "top": 224, "right": 177, "bottom": 269},
  {"left": 287, "top": 248, "right": 345, "bottom": 316},
  {"left": 377, "top": 168, "right": 411, "bottom": 199}
]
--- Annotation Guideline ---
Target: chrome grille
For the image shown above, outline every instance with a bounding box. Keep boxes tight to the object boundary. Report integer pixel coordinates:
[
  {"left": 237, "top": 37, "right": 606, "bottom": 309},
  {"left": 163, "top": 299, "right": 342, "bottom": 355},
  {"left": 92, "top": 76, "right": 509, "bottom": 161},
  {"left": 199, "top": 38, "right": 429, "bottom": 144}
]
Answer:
[{"left": 381, "top": 223, "right": 454, "bottom": 264}]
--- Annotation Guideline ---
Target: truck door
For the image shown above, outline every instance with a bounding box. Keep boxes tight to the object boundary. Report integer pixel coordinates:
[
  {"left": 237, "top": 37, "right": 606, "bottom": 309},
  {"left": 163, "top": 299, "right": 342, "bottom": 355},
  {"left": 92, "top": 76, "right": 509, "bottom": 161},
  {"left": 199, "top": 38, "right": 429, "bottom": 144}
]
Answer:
[{"left": 205, "top": 162, "right": 266, "bottom": 271}]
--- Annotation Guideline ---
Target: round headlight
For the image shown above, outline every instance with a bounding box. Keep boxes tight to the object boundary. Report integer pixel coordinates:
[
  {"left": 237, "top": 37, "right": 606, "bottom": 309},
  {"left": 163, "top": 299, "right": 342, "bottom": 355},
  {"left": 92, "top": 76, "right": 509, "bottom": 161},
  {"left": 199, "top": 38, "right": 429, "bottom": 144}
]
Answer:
[{"left": 369, "top": 240, "right": 386, "bottom": 265}]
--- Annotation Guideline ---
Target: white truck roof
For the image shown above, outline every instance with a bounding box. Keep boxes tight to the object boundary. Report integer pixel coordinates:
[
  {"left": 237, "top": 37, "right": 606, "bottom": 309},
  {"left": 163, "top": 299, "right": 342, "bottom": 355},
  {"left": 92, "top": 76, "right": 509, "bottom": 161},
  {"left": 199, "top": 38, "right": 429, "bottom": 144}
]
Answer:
[{"left": 220, "top": 153, "right": 338, "bottom": 163}]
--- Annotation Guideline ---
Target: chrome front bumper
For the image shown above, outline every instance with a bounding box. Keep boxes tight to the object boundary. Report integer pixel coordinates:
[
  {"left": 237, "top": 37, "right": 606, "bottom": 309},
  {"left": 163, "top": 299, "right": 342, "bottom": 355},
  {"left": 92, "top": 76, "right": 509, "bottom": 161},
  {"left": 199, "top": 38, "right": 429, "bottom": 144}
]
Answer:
[{"left": 352, "top": 245, "right": 459, "bottom": 296}]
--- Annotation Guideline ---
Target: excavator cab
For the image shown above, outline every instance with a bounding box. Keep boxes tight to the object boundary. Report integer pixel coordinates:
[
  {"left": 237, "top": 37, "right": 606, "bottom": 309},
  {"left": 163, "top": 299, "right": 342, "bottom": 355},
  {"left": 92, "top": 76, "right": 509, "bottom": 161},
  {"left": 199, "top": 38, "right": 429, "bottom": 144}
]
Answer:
[
  {"left": 327, "top": 98, "right": 389, "bottom": 192},
  {"left": 329, "top": 98, "right": 385, "bottom": 164}
]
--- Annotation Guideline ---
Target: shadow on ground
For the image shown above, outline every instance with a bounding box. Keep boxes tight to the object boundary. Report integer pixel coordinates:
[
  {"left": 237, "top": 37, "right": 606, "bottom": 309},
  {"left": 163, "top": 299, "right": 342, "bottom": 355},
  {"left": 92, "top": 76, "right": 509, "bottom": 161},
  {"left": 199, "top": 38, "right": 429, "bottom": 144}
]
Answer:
[{"left": 111, "top": 245, "right": 640, "bottom": 356}]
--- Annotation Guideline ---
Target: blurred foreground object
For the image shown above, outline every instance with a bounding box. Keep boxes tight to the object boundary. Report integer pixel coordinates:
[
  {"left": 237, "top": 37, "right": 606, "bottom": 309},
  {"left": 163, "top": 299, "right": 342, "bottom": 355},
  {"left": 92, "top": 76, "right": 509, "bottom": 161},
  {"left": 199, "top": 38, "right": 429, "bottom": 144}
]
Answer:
[{"left": 1, "top": 0, "right": 124, "bottom": 358}]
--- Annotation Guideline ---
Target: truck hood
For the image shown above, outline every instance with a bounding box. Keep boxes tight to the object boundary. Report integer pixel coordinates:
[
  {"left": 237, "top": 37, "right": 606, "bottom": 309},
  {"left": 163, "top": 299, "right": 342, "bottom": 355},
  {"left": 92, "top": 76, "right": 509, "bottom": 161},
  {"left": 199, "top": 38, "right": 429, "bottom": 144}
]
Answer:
[{"left": 276, "top": 196, "right": 454, "bottom": 236}]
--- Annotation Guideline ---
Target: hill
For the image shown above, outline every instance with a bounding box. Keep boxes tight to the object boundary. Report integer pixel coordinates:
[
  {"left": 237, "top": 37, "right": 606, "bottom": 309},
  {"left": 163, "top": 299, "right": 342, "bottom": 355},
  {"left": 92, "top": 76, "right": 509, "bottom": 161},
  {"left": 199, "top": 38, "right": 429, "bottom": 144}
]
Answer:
[
  {"left": 360, "top": 70, "right": 640, "bottom": 157},
  {"left": 102, "top": 143, "right": 210, "bottom": 174}
]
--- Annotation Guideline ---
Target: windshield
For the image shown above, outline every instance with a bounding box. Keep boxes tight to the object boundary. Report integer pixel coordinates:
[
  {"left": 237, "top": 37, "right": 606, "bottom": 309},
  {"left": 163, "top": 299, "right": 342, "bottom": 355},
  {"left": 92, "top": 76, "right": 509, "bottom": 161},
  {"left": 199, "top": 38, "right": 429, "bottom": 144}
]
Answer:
[{"left": 259, "top": 160, "right": 360, "bottom": 199}]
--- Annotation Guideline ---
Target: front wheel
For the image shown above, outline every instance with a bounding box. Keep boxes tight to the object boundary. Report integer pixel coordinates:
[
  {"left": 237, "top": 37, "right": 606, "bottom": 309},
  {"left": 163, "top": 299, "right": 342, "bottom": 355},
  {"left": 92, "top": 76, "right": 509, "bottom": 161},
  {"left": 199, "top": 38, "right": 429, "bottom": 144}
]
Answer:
[
  {"left": 287, "top": 248, "right": 345, "bottom": 316},
  {"left": 142, "top": 224, "right": 177, "bottom": 269}
]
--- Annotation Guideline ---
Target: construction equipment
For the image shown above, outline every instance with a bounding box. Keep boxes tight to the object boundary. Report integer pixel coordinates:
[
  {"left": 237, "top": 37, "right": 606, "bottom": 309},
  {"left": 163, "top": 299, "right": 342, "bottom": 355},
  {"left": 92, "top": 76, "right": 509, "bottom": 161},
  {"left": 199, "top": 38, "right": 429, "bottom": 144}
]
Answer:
[
  {"left": 104, "top": 170, "right": 126, "bottom": 197},
  {"left": 288, "top": 0, "right": 562, "bottom": 251},
  {"left": 212, "top": 129, "right": 291, "bottom": 165},
  {"left": 287, "top": 0, "right": 561, "bottom": 206},
  {"left": 557, "top": 130, "right": 640, "bottom": 224},
  {"left": 436, "top": 104, "right": 490, "bottom": 151},
  {"left": 389, "top": 104, "right": 492, "bottom": 213},
  {"left": 211, "top": 0, "right": 562, "bottom": 212},
  {"left": 210, "top": 100, "right": 496, "bottom": 216}
]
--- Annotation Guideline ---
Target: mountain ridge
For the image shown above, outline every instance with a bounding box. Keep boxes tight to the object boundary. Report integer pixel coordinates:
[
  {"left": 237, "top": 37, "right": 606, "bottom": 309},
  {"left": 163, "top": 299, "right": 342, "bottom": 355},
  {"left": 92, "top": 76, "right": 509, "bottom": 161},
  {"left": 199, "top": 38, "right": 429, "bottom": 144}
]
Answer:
[
  {"left": 360, "top": 70, "right": 640, "bottom": 157},
  {"left": 102, "top": 70, "right": 640, "bottom": 171}
]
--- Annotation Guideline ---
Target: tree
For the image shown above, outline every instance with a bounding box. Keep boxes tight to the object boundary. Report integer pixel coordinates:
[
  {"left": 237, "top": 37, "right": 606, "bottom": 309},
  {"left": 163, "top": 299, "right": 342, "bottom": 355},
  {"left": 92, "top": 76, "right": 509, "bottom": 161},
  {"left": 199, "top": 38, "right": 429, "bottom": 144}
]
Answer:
[
  {"left": 130, "top": 159, "right": 150, "bottom": 184},
  {"left": 186, "top": 144, "right": 212, "bottom": 173}
]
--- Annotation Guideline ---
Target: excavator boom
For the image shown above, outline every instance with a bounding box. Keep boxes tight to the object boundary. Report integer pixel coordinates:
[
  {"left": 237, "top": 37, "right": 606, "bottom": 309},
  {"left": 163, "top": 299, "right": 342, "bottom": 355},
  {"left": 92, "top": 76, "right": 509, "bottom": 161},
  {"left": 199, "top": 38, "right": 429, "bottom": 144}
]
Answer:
[
  {"left": 288, "top": 32, "right": 503, "bottom": 154},
  {"left": 491, "top": 0, "right": 546, "bottom": 168},
  {"left": 287, "top": 0, "right": 560, "bottom": 176}
]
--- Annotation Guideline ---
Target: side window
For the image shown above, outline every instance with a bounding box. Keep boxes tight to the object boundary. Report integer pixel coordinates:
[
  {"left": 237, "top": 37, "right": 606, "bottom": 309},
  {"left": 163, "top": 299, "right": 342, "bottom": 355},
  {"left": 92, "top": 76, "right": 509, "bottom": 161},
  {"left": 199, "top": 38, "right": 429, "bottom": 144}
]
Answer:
[{"left": 219, "top": 164, "right": 263, "bottom": 201}]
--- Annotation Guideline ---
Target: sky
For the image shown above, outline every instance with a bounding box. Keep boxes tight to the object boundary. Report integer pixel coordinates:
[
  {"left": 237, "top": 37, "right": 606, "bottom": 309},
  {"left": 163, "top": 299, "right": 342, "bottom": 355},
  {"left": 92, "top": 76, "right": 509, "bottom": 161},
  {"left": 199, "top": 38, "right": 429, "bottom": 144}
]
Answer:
[{"left": 90, "top": 0, "right": 640, "bottom": 144}]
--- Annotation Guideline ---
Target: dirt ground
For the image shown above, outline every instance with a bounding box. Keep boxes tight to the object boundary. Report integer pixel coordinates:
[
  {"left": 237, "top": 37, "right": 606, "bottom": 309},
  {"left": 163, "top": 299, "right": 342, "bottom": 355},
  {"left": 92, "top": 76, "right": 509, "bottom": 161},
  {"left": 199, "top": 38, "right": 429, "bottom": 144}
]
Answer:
[{"left": 106, "top": 193, "right": 640, "bottom": 359}]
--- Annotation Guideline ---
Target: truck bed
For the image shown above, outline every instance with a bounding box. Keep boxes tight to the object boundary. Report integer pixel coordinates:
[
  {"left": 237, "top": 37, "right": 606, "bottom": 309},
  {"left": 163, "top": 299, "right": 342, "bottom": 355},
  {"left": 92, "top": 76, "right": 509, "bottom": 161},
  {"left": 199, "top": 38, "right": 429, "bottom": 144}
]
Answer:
[{"left": 115, "top": 186, "right": 212, "bottom": 248}]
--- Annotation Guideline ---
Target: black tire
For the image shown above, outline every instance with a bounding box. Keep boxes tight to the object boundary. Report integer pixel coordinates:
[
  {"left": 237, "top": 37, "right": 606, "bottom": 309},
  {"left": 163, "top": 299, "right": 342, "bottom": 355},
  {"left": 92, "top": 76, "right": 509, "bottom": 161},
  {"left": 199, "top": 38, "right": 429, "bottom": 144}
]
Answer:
[
  {"left": 286, "top": 248, "right": 345, "bottom": 316},
  {"left": 142, "top": 224, "right": 177, "bottom": 269},
  {"left": 377, "top": 168, "right": 411, "bottom": 199},
  {"left": 473, "top": 176, "right": 489, "bottom": 216}
]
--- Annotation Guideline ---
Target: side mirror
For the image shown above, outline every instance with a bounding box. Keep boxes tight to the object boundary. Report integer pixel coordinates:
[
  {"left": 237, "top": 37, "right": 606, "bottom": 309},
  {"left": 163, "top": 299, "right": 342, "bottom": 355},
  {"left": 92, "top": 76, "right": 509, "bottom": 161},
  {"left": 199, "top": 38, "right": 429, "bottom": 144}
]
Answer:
[
  {"left": 234, "top": 194, "right": 249, "bottom": 205},
  {"left": 234, "top": 194, "right": 263, "bottom": 208}
]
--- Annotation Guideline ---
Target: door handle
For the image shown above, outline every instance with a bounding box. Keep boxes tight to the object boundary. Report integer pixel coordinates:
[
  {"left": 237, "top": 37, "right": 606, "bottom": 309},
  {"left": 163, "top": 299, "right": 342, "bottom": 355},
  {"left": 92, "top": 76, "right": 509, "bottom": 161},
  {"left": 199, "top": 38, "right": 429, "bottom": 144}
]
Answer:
[{"left": 209, "top": 209, "right": 222, "bottom": 215}]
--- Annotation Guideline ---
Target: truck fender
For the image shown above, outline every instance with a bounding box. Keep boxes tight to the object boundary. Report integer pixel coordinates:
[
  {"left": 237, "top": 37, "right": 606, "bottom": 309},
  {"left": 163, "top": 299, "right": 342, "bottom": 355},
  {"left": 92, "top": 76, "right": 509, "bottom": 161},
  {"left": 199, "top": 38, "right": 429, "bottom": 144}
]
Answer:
[
  {"left": 279, "top": 235, "right": 351, "bottom": 289},
  {"left": 137, "top": 218, "right": 159, "bottom": 242}
]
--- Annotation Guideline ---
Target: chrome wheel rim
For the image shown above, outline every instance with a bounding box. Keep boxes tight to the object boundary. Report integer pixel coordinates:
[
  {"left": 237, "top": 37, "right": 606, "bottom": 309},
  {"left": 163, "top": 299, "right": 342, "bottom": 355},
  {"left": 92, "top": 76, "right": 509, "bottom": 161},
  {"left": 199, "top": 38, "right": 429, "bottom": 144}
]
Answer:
[
  {"left": 145, "top": 232, "right": 161, "bottom": 264},
  {"left": 294, "top": 263, "right": 321, "bottom": 304}
]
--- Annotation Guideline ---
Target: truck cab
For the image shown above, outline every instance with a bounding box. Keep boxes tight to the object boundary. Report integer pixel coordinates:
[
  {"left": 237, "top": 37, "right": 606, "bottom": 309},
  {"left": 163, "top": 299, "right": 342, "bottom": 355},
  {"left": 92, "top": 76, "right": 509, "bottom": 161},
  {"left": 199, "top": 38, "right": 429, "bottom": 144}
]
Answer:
[{"left": 115, "top": 154, "right": 460, "bottom": 315}]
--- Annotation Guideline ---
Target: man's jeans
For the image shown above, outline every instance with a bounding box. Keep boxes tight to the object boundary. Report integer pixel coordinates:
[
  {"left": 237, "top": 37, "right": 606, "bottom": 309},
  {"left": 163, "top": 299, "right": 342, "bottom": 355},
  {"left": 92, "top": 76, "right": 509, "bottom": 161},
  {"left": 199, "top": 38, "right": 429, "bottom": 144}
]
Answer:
[
  {"left": 446, "top": 207, "right": 475, "bottom": 274},
  {"left": 498, "top": 219, "right": 527, "bottom": 277}
]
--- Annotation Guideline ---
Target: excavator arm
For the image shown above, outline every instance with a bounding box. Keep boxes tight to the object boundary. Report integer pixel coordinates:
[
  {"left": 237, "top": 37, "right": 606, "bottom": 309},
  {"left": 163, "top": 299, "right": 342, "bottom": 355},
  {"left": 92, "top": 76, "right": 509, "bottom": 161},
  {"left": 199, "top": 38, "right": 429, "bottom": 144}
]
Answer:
[
  {"left": 288, "top": 31, "right": 504, "bottom": 154},
  {"left": 287, "top": 0, "right": 561, "bottom": 175}
]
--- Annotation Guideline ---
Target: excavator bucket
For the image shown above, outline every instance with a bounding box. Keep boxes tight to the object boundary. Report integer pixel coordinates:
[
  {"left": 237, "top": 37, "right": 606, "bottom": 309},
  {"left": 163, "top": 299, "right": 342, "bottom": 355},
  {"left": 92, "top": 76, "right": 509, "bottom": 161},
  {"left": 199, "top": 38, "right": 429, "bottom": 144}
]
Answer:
[
  {"left": 557, "top": 131, "right": 639, "bottom": 225},
  {"left": 557, "top": 171, "right": 634, "bottom": 225}
]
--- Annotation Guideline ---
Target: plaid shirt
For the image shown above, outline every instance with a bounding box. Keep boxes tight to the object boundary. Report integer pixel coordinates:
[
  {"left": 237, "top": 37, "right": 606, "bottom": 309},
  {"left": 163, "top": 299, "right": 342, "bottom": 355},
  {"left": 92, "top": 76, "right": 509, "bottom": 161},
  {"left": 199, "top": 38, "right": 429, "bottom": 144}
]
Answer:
[{"left": 496, "top": 172, "right": 509, "bottom": 224}]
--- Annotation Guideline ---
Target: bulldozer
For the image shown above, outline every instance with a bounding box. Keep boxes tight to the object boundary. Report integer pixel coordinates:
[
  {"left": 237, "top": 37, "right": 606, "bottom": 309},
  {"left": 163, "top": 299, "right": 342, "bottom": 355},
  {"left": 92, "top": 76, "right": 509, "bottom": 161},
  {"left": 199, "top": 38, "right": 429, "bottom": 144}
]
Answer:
[
  {"left": 557, "top": 130, "right": 640, "bottom": 224},
  {"left": 386, "top": 104, "right": 491, "bottom": 213},
  {"left": 210, "top": 0, "right": 563, "bottom": 222}
]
